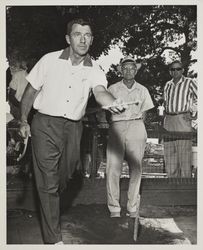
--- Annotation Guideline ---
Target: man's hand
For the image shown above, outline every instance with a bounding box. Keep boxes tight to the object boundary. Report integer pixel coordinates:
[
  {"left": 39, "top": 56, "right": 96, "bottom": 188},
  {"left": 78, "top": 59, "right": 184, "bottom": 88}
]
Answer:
[
  {"left": 102, "top": 98, "right": 128, "bottom": 114},
  {"left": 93, "top": 86, "right": 127, "bottom": 114},
  {"left": 19, "top": 121, "right": 30, "bottom": 138},
  {"left": 183, "top": 112, "right": 197, "bottom": 122},
  {"left": 18, "top": 83, "right": 37, "bottom": 138}
]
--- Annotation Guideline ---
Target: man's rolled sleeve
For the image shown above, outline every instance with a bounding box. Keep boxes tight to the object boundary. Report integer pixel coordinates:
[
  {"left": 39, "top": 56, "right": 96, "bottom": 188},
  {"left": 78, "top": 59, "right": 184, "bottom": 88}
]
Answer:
[
  {"left": 91, "top": 66, "right": 108, "bottom": 90},
  {"left": 9, "top": 78, "right": 17, "bottom": 90},
  {"left": 190, "top": 79, "right": 197, "bottom": 100},
  {"left": 140, "top": 89, "right": 154, "bottom": 113}
]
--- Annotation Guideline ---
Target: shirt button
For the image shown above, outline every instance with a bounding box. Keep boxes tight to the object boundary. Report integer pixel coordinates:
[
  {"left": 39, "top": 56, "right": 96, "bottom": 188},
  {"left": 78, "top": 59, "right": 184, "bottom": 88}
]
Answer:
[
  {"left": 69, "top": 86, "right": 71, "bottom": 88},
  {"left": 64, "top": 114, "right": 66, "bottom": 117},
  {"left": 67, "top": 100, "right": 69, "bottom": 102}
]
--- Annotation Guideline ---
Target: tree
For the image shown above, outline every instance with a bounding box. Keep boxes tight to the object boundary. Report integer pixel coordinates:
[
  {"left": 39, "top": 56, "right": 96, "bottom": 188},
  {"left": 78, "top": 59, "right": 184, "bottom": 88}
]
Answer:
[
  {"left": 105, "top": 5, "right": 197, "bottom": 103},
  {"left": 7, "top": 5, "right": 197, "bottom": 98},
  {"left": 58, "top": 5, "right": 197, "bottom": 101},
  {"left": 121, "top": 5, "right": 197, "bottom": 73},
  {"left": 6, "top": 6, "right": 66, "bottom": 67}
]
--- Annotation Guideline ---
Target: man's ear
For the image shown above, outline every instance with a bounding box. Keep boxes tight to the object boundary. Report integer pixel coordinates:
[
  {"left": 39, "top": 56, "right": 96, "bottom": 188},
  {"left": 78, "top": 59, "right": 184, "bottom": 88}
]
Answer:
[
  {"left": 65, "top": 35, "right": 70, "bottom": 45},
  {"left": 90, "top": 36, "right": 94, "bottom": 46},
  {"left": 117, "top": 65, "right": 122, "bottom": 73}
]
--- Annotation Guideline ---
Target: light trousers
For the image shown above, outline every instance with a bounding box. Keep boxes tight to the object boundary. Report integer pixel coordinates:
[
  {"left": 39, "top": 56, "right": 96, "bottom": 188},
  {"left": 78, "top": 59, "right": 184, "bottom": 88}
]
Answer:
[{"left": 106, "top": 120, "right": 147, "bottom": 214}]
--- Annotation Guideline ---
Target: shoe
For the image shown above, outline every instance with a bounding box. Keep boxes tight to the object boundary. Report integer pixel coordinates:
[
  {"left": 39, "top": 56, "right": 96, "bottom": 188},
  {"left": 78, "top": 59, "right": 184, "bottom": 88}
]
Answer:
[
  {"left": 54, "top": 241, "right": 64, "bottom": 245},
  {"left": 110, "top": 212, "right": 121, "bottom": 218},
  {"left": 127, "top": 194, "right": 140, "bottom": 218}
]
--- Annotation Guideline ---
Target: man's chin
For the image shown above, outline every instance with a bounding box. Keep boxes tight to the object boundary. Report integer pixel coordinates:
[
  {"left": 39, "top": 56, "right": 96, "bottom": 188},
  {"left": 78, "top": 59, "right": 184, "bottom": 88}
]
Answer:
[
  {"left": 77, "top": 48, "right": 89, "bottom": 57},
  {"left": 79, "top": 52, "right": 88, "bottom": 57}
]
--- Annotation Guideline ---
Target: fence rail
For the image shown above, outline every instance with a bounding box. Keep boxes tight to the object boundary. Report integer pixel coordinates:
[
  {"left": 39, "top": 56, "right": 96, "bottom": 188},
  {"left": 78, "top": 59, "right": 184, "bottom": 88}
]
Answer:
[
  {"left": 7, "top": 121, "right": 197, "bottom": 179},
  {"left": 6, "top": 121, "right": 197, "bottom": 207},
  {"left": 81, "top": 122, "right": 197, "bottom": 179}
]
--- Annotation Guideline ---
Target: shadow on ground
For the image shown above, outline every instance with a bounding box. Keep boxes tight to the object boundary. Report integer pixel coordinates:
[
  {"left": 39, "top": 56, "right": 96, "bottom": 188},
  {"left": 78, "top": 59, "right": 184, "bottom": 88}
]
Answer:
[
  {"left": 60, "top": 204, "right": 190, "bottom": 244},
  {"left": 7, "top": 204, "right": 196, "bottom": 244}
]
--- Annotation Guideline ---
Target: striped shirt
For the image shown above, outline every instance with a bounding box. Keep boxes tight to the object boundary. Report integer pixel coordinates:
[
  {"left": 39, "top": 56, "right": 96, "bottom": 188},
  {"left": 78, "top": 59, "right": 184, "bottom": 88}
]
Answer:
[{"left": 164, "top": 76, "right": 197, "bottom": 114}]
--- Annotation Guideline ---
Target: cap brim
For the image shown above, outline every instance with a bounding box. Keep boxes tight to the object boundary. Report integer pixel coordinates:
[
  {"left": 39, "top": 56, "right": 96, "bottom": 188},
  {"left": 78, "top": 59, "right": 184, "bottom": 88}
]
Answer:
[
  {"left": 121, "top": 59, "right": 135, "bottom": 64},
  {"left": 117, "top": 62, "right": 142, "bottom": 73}
]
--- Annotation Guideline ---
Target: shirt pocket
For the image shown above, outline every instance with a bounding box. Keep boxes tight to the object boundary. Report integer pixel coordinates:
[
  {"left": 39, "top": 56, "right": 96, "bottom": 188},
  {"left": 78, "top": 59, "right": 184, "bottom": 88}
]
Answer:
[{"left": 130, "top": 99, "right": 142, "bottom": 115}]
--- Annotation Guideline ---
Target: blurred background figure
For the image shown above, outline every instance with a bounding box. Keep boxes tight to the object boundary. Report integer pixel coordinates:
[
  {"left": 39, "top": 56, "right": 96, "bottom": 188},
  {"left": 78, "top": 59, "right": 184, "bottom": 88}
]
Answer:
[
  {"left": 8, "top": 61, "right": 28, "bottom": 120},
  {"left": 157, "top": 99, "right": 165, "bottom": 127}
]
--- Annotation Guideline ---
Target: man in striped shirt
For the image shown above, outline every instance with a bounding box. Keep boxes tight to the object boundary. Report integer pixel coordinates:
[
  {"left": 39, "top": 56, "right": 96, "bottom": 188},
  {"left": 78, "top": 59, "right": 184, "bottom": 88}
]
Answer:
[{"left": 163, "top": 60, "right": 197, "bottom": 177}]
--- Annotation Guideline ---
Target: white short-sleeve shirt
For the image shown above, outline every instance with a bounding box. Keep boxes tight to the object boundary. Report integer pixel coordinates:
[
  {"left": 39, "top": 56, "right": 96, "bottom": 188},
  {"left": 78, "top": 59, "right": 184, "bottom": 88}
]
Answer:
[
  {"left": 26, "top": 48, "right": 107, "bottom": 120},
  {"left": 108, "top": 80, "right": 154, "bottom": 122}
]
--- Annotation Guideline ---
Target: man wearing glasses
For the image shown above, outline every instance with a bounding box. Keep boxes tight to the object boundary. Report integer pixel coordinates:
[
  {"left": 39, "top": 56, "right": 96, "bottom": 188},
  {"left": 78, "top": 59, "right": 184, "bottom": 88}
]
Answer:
[
  {"left": 106, "top": 56, "right": 154, "bottom": 218},
  {"left": 19, "top": 18, "right": 126, "bottom": 244},
  {"left": 163, "top": 60, "right": 197, "bottom": 178}
]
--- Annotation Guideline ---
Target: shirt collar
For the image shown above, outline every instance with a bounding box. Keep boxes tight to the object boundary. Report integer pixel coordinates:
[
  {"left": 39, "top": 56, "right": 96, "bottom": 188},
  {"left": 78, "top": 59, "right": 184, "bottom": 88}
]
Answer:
[
  {"left": 59, "top": 47, "right": 93, "bottom": 67},
  {"left": 170, "top": 76, "right": 185, "bottom": 85},
  {"left": 121, "top": 80, "right": 139, "bottom": 91}
]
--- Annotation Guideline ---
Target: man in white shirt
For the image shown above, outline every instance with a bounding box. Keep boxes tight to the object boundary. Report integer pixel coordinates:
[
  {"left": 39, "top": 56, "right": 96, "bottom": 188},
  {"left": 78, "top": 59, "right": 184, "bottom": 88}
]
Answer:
[
  {"left": 106, "top": 56, "right": 154, "bottom": 218},
  {"left": 19, "top": 18, "right": 125, "bottom": 244}
]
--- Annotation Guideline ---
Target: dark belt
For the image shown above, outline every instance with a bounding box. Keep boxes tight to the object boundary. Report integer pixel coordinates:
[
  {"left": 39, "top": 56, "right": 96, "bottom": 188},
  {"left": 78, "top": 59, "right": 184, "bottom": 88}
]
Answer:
[
  {"left": 111, "top": 118, "right": 142, "bottom": 123},
  {"left": 165, "top": 111, "right": 189, "bottom": 116}
]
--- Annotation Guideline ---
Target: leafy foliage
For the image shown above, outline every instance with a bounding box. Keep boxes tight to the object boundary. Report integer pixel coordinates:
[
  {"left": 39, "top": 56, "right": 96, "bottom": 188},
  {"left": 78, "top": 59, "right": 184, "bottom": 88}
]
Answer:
[
  {"left": 6, "top": 6, "right": 66, "bottom": 67},
  {"left": 6, "top": 5, "right": 197, "bottom": 102}
]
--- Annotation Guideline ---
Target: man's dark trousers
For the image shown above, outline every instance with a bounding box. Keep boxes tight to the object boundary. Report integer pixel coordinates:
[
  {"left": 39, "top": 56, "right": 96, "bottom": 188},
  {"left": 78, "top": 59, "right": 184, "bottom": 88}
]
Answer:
[{"left": 31, "top": 112, "right": 83, "bottom": 243}]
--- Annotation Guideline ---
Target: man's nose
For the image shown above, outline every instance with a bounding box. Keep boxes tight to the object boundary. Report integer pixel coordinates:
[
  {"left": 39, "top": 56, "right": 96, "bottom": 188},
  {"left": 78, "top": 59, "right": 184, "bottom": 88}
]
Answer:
[
  {"left": 126, "top": 68, "right": 131, "bottom": 72},
  {"left": 80, "top": 35, "right": 86, "bottom": 43}
]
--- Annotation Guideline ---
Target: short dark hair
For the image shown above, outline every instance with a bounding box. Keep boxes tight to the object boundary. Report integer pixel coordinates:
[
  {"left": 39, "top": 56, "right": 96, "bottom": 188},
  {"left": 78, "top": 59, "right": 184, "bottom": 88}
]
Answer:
[
  {"left": 66, "top": 18, "right": 92, "bottom": 35},
  {"left": 169, "top": 60, "right": 183, "bottom": 69}
]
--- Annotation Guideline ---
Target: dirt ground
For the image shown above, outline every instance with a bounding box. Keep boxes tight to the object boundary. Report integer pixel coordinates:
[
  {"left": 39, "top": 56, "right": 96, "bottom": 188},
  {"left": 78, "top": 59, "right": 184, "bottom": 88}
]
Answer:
[
  {"left": 60, "top": 204, "right": 196, "bottom": 244},
  {"left": 7, "top": 204, "right": 196, "bottom": 245},
  {"left": 6, "top": 171, "right": 197, "bottom": 244}
]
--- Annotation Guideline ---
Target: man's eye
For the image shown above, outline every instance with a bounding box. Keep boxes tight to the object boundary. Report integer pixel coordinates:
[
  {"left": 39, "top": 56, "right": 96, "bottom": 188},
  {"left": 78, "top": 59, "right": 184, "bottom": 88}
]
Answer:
[
  {"left": 85, "top": 33, "right": 92, "bottom": 38},
  {"left": 74, "top": 32, "right": 81, "bottom": 37},
  {"left": 72, "top": 32, "right": 92, "bottom": 39}
]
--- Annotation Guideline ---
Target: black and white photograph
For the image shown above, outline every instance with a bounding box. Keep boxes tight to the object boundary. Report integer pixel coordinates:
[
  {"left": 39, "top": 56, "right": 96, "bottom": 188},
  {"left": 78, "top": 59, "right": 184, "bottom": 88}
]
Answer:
[{"left": 1, "top": 0, "right": 202, "bottom": 247}]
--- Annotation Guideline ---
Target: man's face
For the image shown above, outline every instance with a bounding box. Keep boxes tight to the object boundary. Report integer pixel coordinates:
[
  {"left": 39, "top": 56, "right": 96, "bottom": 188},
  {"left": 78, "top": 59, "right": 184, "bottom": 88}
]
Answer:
[
  {"left": 66, "top": 24, "right": 93, "bottom": 57},
  {"left": 121, "top": 62, "right": 137, "bottom": 80},
  {"left": 169, "top": 62, "right": 184, "bottom": 80}
]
